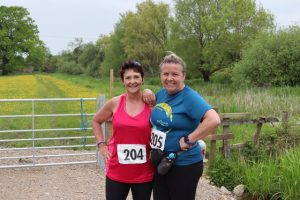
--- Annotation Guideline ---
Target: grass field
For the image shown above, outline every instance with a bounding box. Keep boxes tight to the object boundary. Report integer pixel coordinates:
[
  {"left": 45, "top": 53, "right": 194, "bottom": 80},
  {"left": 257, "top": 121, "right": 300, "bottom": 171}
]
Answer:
[
  {"left": 1, "top": 73, "right": 299, "bottom": 198},
  {"left": 0, "top": 74, "right": 103, "bottom": 149},
  {"left": 1, "top": 73, "right": 299, "bottom": 147},
  {"left": 0, "top": 74, "right": 100, "bottom": 99}
]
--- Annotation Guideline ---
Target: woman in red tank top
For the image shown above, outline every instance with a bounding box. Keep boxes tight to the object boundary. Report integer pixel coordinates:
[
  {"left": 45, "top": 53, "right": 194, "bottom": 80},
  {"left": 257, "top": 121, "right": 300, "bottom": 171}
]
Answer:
[{"left": 92, "top": 60, "right": 154, "bottom": 200}]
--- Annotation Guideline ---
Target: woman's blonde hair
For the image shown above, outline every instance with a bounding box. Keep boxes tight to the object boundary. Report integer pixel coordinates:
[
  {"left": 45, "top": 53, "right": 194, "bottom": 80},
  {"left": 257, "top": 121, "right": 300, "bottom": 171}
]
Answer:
[{"left": 159, "top": 51, "right": 186, "bottom": 73}]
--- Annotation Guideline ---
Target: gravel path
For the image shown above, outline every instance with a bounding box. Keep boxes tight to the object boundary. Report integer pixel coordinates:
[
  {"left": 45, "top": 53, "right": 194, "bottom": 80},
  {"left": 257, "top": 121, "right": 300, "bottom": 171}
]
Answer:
[{"left": 0, "top": 150, "right": 237, "bottom": 200}]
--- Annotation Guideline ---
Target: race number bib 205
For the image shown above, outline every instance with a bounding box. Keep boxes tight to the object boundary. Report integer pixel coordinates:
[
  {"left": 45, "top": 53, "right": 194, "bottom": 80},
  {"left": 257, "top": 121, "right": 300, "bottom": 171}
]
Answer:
[
  {"left": 150, "top": 129, "right": 166, "bottom": 150},
  {"left": 117, "top": 144, "right": 146, "bottom": 164}
]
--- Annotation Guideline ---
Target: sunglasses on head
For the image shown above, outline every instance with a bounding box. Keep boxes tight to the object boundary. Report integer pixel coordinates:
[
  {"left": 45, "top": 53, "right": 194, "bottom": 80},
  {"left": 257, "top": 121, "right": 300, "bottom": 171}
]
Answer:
[{"left": 131, "top": 60, "right": 141, "bottom": 67}]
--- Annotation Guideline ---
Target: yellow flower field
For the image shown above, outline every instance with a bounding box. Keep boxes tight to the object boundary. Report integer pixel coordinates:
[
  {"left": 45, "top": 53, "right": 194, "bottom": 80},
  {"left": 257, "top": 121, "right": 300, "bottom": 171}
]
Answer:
[
  {"left": 35, "top": 75, "right": 100, "bottom": 98},
  {"left": 0, "top": 75, "right": 37, "bottom": 99},
  {"left": 0, "top": 74, "right": 101, "bottom": 114},
  {"left": 0, "top": 74, "right": 102, "bottom": 148},
  {"left": 0, "top": 74, "right": 100, "bottom": 98}
]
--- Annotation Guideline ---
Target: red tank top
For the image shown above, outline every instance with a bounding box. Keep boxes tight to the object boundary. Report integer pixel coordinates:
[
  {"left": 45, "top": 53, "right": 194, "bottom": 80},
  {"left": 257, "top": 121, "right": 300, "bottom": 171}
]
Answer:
[{"left": 106, "top": 94, "right": 153, "bottom": 183}]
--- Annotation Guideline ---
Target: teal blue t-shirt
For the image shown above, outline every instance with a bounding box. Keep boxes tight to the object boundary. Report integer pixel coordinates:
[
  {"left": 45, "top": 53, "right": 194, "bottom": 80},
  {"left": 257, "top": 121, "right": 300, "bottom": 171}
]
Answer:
[{"left": 150, "top": 86, "right": 212, "bottom": 165}]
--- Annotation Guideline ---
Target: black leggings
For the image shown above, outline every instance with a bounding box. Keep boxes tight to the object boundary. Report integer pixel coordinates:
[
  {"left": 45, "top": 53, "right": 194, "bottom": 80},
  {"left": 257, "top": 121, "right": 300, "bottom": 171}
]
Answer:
[
  {"left": 153, "top": 161, "right": 203, "bottom": 200},
  {"left": 106, "top": 176, "right": 153, "bottom": 200}
]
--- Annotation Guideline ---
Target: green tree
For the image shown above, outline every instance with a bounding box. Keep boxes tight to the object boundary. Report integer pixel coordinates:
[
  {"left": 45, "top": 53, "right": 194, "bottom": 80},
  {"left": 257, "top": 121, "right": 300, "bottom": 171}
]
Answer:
[
  {"left": 78, "top": 43, "right": 98, "bottom": 75},
  {"left": 169, "top": 0, "right": 274, "bottom": 81},
  {"left": 101, "top": 21, "right": 126, "bottom": 77},
  {"left": 67, "top": 37, "right": 84, "bottom": 64},
  {"left": 25, "top": 44, "right": 46, "bottom": 72},
  {"left": 232, "top": 26, "right": 300, "bottom": 86},
  {"left": 0, "top": 6, "right": 46, "bottom": 74},
  {"left": 121, "top": 0, "right": 170, "bottom": 76},
  {"left": 55, "top": 38, "right": 85, "bottom": 75},
  {"left": 43, "top": 48, "right": 58, "bottom": 73},
  {"left": 79, "top": 37, "right": 106, "bottom": 77},
  {"left": 56, "top": 54, "right": 84, "bottom": 75}
]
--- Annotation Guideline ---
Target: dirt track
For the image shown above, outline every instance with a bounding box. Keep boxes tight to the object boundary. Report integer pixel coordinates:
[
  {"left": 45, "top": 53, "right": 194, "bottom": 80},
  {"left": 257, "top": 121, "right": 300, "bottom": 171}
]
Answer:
[{"left": 0, "top": 150, "right": 236, "bottom": 200}]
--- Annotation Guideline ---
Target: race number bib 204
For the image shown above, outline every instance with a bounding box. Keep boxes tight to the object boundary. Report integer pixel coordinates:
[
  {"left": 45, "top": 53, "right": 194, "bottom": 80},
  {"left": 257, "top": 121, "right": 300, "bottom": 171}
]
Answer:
[
  {"left": 117, "top": 144, "right": 146, "bottom": 164},
  {"left": 150, "top": 129, "right": 166, "bottom": 150}
]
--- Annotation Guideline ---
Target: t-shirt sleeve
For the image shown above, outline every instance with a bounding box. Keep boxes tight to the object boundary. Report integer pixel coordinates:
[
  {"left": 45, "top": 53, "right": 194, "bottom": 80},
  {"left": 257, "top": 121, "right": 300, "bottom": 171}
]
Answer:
[{"left": 186, "top": 91, "right": 212, "bottom": 122}]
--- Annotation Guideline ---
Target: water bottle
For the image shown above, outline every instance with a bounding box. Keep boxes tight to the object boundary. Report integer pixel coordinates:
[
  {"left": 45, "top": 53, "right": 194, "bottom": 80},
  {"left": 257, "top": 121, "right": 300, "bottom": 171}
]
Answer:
[{"left": 157, "top": 153, "right": 176, "bottom": 175}]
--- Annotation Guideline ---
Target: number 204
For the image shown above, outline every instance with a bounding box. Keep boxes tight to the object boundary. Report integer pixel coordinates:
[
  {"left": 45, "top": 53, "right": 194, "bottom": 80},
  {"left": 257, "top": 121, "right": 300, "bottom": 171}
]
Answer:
[{"left": 123, "top": 149, "right": 144, "bottom": 160}]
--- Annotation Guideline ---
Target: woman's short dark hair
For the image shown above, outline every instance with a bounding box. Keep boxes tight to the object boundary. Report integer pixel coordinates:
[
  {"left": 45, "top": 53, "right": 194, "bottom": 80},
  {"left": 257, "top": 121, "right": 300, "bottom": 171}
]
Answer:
[{"left": 119, "top": 60, "right": 144, "bottom": 80}]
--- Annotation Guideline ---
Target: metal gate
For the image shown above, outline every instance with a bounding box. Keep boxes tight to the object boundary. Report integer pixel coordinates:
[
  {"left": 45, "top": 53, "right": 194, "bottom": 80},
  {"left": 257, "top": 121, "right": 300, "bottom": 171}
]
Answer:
[{"left": 0, "top": 96, "right": 106, "bottom": 169}]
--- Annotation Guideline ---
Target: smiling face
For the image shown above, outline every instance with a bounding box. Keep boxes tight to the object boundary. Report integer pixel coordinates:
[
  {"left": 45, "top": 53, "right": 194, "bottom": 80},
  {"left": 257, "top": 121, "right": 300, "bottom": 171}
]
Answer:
[
  {"left": 122, "top": 69, "right": 143, "bottom": 94},
  {"left": 160, "top": 63, "right": 185, "bottom": 95}
]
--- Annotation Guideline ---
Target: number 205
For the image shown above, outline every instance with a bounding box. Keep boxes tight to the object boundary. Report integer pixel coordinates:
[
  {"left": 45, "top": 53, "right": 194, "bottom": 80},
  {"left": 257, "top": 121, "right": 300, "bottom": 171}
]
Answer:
[{"left": 151, "top": 133, "right": 163, "bottom": 148}]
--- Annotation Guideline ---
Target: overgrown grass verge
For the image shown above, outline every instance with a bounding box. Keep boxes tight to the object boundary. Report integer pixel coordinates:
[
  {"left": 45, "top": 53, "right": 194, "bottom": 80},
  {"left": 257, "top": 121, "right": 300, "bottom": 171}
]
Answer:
[{"left": 208, "top": 129, "right": 300, "bottom": 200}]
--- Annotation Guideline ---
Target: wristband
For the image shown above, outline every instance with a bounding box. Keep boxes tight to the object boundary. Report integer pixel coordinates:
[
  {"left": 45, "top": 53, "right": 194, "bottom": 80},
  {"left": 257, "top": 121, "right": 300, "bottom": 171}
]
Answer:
[
  {"left": 96, "top": 141, "right": 107, "bottom": 148},
  {"left": 184, "top": 136, "right": 195, "bottom": 146}
]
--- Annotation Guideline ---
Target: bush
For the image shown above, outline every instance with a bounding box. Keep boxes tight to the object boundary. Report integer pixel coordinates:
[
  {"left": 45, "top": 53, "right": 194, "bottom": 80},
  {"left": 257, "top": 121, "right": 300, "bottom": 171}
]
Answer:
[
  {"left": 208, "top": 124, "right": 300, "bottom": 199},
  {"left": 243, "top": 159, "right": 280, "bottom": 199},
  {"left": 147, "top": 76, "right": 161, "bottom": 86},
  {"left": 233, "top": 27, "right": 300, "bottom": 87},
  {"left": 207, "top": 154, "right": 244, "bottom": 190},
  {"left": 278, "top": 145, "right": 300, "bottom": 200},
  {"left": 243, "top": 146, "right": 300, "bottom": 200},
  {"left": 210, "top": 68, "right": 233, "bottom": 84},
  {"left": 57, "top": 60, "right": 84, "bottom": 75}
]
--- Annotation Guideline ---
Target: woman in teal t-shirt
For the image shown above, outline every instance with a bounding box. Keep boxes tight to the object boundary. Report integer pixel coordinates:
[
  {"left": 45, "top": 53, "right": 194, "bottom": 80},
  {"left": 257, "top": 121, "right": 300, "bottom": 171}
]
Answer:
[{"left": 150, "top": 53, "right": 221, "bottom": 200}]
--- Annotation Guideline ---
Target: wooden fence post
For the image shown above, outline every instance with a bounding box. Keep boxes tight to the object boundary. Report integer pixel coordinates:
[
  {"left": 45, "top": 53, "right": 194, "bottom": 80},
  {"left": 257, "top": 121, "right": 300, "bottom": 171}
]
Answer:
[
  {"left": 282, "top": 111, "right": 289, "bottom": 134},
  {"left": 222, "top": 117, "right": 231, "bottom": 158},
  {"left": 207, "top": 112, "right": 278, "bottom": 166},
  {"left": 253, "top": 117, "right": 264, "bottom": 144},
  {"left": 110, "top": 69, "right": 114, "bottom": 99}
]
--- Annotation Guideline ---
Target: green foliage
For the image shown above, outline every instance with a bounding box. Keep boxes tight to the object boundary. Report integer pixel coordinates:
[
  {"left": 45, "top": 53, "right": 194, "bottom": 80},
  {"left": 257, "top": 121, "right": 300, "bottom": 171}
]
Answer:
[
  {"left": 243, "top": 159, "right": 280, "bottom": 199},
  {"left": 210, "top": 68, "right": 233, "bottom": 84},
  {"left": 208, "top": 122, "right": 300, "bottom": 199},
  {"left": 57, "top": 59, "right": 84, "bottom": 75},
  {"left": 169, "top": 0, "right": 274, "bottom": 82},
  {"left": 241, "top": 141, "right": 268, "bottom": 162},
  {"left": 78, "top": 43, "right": 97, "bottom": 68},
  {"left": 120, "top": 0, "right": 170, "bottom": 76},
  {"left": 201, "top": 85, "right": 300, "bottom": 119},
  {"left": 233, "top": 26, "right": 300, "bottom": 86},
  {"left": 78, "top": 43, "right": 102, "bottom": 77},
  {"left": 101, "top": 1, "right": 170, "bottom": 77},
  {"left": 242, "top": 146, "right": 300, "bottom": 200},
  {"left": 207, "top": 154, "right": 244, "bottom": 190},
  {"left": 43, "top": 50, "right": 58, "bottom": 73},
  {"left": 185, "top": 78, "right": 205, "bottom": 86},
  {"left": 101, "top": 23, "right": 126, "bottom": 77},
  {"left": 52, "top": 37, "right": 106, "bottom": 77},
  {"left": 278, "top": 145, "right": 300, "bottom": 200},
  {"left": 0, "top": 6, "right": 46, "bottom": 74},
  {"left": 147, "top": 76, "right": 161, "bottom": 86}
]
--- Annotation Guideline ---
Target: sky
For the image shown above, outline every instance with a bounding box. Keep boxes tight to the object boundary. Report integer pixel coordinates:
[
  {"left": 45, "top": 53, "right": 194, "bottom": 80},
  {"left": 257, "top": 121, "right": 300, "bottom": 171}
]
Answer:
[{"left": 1, "top": 0, "right": 300, "bottom": 55}]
